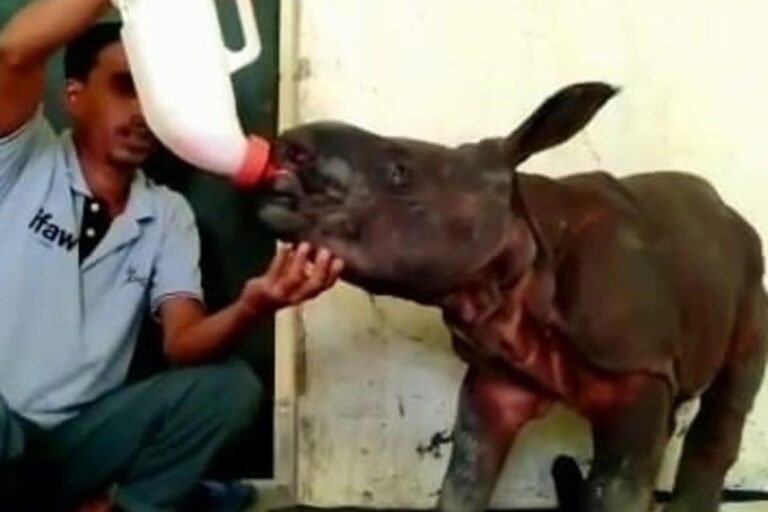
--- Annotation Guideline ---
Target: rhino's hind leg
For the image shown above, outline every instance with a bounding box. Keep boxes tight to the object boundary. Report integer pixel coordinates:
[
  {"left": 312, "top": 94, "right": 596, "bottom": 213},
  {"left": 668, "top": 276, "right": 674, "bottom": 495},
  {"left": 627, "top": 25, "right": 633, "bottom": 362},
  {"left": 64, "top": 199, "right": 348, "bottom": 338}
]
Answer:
[
  {"left": 666, "top": 289, "right": 768, "bottom": 512},
  {"left": 583, "top": 377, "right": 673, "bottom": 512},
  {"left": 437, "top": 367, "right": 551, "bottom": 512}
]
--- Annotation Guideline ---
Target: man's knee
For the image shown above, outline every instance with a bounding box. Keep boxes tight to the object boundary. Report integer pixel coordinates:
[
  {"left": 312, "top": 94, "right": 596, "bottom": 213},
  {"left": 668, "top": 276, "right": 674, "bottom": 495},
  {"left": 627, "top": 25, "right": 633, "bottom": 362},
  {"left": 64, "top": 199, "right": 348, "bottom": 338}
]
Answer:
[
  {"left": 189, "top": 360, "right": 263, "bottom": 432},
  {"left": 0, "top": 394, "right": 25, "bottom": 463},
  {"left": 0, "top": 394, "right": 9, "bottom": 424},
  {"left": 0, "top": 394, "right": 10, "bottom": 461}
]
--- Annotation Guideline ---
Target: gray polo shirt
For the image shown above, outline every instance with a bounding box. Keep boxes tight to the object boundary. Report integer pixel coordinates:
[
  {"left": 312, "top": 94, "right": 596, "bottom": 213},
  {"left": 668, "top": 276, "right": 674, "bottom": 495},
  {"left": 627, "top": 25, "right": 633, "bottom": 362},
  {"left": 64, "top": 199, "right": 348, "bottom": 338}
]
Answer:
[{"left": 0, "top": 109, "right": 204, "bottom": 427}]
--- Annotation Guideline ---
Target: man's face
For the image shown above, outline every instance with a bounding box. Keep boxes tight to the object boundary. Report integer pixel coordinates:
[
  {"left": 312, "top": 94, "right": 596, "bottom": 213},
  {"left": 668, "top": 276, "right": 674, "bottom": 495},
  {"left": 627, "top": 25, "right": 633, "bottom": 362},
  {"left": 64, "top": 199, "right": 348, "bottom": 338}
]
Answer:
[{"left": 65, "top": 42, "right": 157, "bottom": 170}]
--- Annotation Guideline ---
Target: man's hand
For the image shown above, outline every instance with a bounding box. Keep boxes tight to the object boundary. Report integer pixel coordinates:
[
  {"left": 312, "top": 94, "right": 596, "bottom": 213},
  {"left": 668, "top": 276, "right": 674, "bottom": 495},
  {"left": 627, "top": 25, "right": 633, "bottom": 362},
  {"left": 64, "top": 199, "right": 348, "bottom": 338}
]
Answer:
[
  {"left": 160, "top": 242, "right": 343, "bottom": 365},
  {"left": 238, "top": 242, "right": 344, "bottom": 317}
]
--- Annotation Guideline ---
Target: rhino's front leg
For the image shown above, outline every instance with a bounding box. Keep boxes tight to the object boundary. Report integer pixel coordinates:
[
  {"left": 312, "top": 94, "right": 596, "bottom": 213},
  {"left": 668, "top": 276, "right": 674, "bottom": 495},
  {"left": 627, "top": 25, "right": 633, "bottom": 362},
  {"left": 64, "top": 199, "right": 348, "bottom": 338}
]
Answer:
[
  {"left": 583, "top": 378, "right": 672, "bottom": 512},
  {"left": 438, "top": 367, "right": 551, "bottom": 512}
]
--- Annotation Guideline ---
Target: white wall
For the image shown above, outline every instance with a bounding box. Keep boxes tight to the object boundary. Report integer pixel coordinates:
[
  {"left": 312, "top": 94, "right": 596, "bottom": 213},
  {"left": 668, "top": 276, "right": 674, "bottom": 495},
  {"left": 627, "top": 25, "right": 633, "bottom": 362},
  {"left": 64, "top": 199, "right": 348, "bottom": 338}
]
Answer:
[{"left": 284, "top": 0, "right": 768, "bottom": 508}]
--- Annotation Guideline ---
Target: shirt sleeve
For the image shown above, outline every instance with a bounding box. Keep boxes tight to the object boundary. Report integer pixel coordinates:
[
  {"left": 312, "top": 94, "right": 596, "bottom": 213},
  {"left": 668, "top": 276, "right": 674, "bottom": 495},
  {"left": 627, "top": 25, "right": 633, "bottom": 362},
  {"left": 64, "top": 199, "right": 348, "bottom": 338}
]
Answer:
[
  {"left": 0, "top": 108, "right": 56, "bottom": 203},
  {"left": 149, "top": 192, "right": 205, "bottom": 315}
]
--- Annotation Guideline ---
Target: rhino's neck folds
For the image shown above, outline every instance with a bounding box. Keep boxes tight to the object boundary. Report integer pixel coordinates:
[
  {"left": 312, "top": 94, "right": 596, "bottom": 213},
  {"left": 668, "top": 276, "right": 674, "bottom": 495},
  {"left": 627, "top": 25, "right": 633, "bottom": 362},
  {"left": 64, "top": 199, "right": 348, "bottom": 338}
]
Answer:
[
  {"left": 442, "top": 260, "right": 575, "bottom": 396},
  {"left": 437, "top": 201, "right": 674, "bottom": 412}
]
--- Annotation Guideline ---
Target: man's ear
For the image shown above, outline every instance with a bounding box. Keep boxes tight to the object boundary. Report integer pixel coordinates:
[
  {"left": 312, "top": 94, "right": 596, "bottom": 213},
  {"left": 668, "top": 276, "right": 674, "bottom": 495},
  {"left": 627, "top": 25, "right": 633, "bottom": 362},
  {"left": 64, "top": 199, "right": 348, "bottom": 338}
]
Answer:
[
  {"left": 62, "top": 79, "right": 86, "bottom": 116},
  {"left": 504, "top": 82, "right": 619, "bottom": 167}
]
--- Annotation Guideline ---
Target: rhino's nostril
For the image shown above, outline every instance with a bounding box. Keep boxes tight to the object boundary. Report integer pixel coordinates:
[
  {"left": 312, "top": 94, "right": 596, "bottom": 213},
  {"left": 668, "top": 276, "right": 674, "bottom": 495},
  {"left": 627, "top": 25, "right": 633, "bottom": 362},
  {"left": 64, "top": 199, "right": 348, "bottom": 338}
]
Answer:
[{"left": 283, "top": 140, "right": 316, "bottom": 168}]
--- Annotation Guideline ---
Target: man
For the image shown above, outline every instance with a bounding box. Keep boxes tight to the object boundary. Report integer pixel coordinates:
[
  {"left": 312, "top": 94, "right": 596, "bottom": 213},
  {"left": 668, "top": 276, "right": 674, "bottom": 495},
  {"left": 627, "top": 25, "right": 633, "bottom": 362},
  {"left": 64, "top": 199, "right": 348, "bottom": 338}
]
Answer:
[{"left": 0, "top": 0, "right": 343, "bottom": 510}]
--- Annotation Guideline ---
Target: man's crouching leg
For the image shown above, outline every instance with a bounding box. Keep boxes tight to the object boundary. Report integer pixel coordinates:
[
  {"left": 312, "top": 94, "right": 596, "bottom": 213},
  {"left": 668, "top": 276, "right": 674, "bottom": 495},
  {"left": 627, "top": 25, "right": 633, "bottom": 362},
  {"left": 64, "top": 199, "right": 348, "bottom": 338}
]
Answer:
[
  {"left": 47, "top": 359, "right": 263, "bottom": 512},
  {"left": 0, "top": 394, "right": 40, "bottom": 508}
]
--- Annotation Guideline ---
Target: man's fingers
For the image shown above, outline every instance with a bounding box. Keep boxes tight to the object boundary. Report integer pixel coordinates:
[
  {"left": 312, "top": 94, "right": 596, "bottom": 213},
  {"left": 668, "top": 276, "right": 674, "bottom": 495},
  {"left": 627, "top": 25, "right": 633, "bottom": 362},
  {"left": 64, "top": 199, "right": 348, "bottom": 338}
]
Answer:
[
  {"left": 259, "top": 243, "right": 346, "bottom": 306},
  {"left": 298, "top": 249, "right": 331, "bottom": 291},
  {"left": 266, "top": 243, "right": 292, "bottom": 279},
  {"left": 326, "top": 257, "right": 345, "bottom": 287},
  {"left": 282, "top": 242, "right": 312, "bottom": 291},
  {"left": 291, "top": 253, "right": 344, "bottom": 302},
  {"left": 308, "top": 248, "right": 332, "bottom": 276}
]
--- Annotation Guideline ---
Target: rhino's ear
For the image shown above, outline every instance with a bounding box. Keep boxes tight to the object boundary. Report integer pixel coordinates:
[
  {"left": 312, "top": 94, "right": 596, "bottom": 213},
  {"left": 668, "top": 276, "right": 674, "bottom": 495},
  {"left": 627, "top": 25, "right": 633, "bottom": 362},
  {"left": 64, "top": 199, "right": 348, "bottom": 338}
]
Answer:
[{"left": 504, "top": 82, "right": 619, "bottom": 167}]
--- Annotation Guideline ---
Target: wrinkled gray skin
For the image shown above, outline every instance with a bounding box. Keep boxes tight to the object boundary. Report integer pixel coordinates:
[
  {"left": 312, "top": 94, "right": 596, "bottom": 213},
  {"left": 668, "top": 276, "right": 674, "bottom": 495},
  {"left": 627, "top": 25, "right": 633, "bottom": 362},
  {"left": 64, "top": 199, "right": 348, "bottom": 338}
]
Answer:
[{"left": 255, "top": 83, "right": 768, "bottom": 512}]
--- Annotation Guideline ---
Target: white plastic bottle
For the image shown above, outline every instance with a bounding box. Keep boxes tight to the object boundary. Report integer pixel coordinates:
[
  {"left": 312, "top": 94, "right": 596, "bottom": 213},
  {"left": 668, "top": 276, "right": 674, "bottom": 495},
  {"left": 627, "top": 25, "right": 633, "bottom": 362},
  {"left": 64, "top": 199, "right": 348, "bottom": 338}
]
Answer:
[{"left": 113, "top": 0, "right": 275, "bottom": 187}]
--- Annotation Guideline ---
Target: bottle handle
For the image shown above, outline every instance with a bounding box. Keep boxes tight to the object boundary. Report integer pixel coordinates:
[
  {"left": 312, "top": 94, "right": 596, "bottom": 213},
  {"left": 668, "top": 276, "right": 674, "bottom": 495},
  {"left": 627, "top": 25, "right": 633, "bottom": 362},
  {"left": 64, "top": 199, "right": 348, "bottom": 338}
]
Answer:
[{"left": 225, "top": 0, "right": 262, "bottom": 72}]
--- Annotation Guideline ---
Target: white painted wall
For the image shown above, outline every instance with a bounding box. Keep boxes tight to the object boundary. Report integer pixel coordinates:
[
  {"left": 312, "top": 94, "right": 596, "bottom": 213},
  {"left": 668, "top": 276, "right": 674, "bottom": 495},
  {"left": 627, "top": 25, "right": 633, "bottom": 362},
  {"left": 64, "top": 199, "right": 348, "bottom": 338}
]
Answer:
[{"left": 283, "top": 0, "right": 768, "bottom": 508}]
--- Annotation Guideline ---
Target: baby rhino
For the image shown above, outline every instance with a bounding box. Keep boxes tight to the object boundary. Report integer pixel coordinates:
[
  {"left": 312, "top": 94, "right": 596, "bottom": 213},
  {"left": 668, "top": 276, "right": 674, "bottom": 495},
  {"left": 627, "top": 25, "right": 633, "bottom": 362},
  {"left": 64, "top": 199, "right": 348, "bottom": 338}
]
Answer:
[{"left": 255, "top": 82, "right": 767, "bottom": 512}]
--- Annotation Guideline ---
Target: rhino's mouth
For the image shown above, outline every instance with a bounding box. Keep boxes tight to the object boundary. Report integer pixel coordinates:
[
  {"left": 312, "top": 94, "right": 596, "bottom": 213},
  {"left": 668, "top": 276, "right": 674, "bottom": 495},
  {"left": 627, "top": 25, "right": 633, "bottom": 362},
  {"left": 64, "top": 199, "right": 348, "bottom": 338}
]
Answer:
[
  {"left": 258, "top": 140, "right": 342, "bottom": 238},
  {"left": 257, "top": 143, "right": 311, "bottom": 238}
]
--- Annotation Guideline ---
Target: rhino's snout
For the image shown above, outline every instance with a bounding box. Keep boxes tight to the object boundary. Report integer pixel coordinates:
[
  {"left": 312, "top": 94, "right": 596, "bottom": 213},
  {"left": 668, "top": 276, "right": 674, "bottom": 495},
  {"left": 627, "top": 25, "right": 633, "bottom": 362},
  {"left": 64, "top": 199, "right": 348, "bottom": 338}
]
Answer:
[
  {"left": 259, "top": 129, "right": 358, "bottom": 239},
  {"left": 275, "top": 135, "right": 318, "bottom": 172},
  {"left": 265, "top": 175, "right": 299, "bottom": 214}
]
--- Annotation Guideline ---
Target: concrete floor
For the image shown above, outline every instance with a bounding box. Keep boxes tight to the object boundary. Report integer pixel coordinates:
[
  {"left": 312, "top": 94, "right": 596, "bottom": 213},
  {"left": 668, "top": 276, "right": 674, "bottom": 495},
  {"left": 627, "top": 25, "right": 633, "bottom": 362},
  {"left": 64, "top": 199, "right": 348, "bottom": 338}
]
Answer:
[
  {"left": 247, "top": 482, "right": 768, "bottom": 512},
  {"left": 249, "top": 500, "right": 768, "bottom": 512},
  {"left": 253, "top": 506, "right": 768, "bottom": 512},
  {"left": 266, "top": 505, "right": 768, "bottom": 512}
]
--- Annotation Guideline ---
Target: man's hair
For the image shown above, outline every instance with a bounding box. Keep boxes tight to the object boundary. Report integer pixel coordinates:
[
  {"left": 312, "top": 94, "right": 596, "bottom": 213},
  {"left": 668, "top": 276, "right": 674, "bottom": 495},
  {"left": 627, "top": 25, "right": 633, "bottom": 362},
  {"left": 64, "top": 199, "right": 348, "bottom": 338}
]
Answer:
[{"left": 64, "top": 21, "right": 123, "bottom": 82}]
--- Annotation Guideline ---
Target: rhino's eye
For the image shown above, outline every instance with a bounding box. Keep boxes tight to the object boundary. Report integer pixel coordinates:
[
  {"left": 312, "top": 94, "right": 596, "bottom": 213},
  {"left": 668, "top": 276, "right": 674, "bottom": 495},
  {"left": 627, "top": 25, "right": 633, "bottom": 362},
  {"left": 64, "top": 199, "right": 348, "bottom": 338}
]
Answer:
[{"left": 387, "top": 161, "right": 410, "bottom": 188}]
